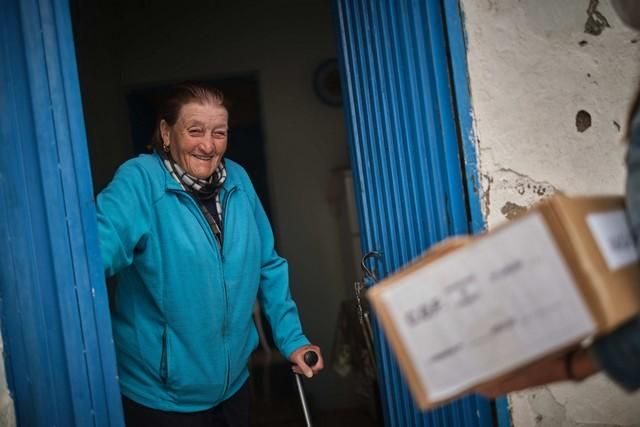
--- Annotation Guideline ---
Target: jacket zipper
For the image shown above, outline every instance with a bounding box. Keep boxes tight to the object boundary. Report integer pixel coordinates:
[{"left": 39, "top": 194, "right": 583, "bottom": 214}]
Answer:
[
  {"left": 219, "top": 187, "right": 236, "bottom": 396},
  {"left": 168, "top": 186, "right": 237, "bottom": 399}
]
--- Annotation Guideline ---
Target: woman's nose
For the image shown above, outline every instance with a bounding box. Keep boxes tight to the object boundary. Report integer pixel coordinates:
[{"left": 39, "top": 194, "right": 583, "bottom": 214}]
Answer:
[{"left": 203, "top": 135, "right": 218, "bottom": 153}]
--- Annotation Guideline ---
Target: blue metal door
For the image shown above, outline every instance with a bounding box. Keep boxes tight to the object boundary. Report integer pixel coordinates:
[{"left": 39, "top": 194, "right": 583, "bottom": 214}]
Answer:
[
  {"left": 0, "top": 0, "right": 123, "bottom": 425},
  {"left": 332, "top": 0, "right": 502, "bottom": 425}
]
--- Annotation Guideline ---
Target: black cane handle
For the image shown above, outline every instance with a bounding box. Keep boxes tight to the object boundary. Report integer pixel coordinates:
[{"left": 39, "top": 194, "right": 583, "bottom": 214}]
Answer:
[{"left": 304, "top": 350, "right": 319, "bottom": 367}]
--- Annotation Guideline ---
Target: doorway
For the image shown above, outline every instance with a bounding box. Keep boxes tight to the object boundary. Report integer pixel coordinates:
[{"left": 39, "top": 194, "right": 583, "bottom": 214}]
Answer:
[{"left": 70, "top": 0, "right": 377, "bottom": 425}]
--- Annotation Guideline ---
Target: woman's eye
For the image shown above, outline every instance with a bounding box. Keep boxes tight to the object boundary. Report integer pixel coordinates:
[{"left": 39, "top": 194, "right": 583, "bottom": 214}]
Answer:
[
  {"left": 213, "top": 131, "right": 228, "bottom": 139},
  {"left": 188, "top": 128, "right": 204, "bottom": 136}
]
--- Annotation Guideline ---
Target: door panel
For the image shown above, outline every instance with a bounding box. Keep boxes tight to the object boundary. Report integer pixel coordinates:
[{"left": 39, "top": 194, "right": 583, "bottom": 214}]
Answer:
[
  {"left": 333, "top": 0, "right": 493, "bottom": 425},
  {"left": 0, "top": 0, "right": 123, "bottom": 425}
]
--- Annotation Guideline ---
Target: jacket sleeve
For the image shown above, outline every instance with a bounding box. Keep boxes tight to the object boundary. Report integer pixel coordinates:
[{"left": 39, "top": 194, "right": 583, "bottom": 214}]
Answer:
[
  {"left": 592, "top": 317, "right": 640, "bottom": 390},
  {"left": 247, "top": 178, "right": 310, "bottom": 359},
  {"left": 96, "top": 161, "right": 153, "bottom": 277},
  {"left": 592, "top": 112, "right": 640, "bottom": 391}
]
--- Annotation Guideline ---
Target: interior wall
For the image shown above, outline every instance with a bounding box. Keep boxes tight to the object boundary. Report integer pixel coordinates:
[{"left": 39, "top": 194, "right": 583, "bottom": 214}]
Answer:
[
  {"left": 72, "top": 1, "right": 132, "bottom": 192},
  {"left": 460, "top": 0, "right": 640, "bottom": 425},
  {"left": 75, "top": 0, "right": 357, "bottom": 410}
]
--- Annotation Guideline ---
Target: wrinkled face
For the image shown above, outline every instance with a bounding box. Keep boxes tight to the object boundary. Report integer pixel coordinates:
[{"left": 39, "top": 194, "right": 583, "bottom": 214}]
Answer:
[{"left": 160, "top": 102, "right": 229, "bottom": 179}]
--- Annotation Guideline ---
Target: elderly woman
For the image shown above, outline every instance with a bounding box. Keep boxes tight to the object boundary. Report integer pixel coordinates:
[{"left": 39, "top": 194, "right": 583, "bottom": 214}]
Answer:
[{"left": 97, "top": 82, "right": 323, "bottom": 426}]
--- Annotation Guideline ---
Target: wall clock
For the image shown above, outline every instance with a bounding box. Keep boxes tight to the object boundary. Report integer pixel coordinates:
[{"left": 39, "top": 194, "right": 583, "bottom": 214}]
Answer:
[{"left": 313, "top": 58, "right": 342, "bottom": 107}]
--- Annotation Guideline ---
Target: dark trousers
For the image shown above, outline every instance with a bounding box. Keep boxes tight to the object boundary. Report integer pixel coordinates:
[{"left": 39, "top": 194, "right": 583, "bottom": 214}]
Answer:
[{"left": 122, "top": 381, "right": 250, "bottom": 427}]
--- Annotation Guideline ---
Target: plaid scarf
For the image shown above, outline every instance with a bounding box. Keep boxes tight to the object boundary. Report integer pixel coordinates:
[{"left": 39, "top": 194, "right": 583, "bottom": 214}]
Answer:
[{"left": 162, "top": 151, "right": 227, "bottom": 245}]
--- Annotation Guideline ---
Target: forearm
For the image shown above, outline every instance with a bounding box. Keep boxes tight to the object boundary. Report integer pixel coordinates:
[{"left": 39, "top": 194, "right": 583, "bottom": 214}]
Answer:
[
  {"left": 258, "top": 256, "right": 310, "bottom": 357},
  {"left": 529, "top": 319, "right": 640, "bottom": 388}
]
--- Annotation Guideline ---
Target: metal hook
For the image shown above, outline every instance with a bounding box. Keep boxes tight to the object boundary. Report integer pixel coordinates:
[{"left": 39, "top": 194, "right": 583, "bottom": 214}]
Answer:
[{"left": 361, "top": 251, "right": 382, "bottom": 282}]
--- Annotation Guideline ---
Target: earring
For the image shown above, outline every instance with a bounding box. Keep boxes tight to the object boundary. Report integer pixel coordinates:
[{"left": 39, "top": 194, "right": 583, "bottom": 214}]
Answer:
[{"left": 163, "top": 142, "right": 170, "bottom": 152}]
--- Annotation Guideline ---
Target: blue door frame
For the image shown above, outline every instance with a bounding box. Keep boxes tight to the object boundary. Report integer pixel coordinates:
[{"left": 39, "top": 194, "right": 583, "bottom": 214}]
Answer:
[
  {"left": 0, "top": 0, "right": 123, "bottom": 425},
  {"left": 332, "top": 0, "right": 510, "bottom": 425}
]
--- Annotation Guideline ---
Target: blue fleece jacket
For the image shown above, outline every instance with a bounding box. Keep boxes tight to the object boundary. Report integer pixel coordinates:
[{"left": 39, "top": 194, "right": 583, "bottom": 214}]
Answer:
[{"left": 96, "top": 152, "right": 309, "bottom": 411}]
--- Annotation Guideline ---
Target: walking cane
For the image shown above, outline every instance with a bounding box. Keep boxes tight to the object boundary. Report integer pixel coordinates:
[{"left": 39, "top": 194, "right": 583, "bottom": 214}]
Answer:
[{"left": 294, "top": 351, "right": 319, "bottom": 427}]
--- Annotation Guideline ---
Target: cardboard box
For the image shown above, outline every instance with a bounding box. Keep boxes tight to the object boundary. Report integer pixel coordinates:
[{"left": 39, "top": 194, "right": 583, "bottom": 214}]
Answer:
[{"left": 367, "top": 194, "right": 640, "bottom": 409}]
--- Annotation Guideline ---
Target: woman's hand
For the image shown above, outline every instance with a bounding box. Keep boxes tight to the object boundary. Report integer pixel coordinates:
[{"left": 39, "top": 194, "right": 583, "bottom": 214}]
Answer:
[{"left": 290, "top": 345, "right": 324, "bottom": 378}]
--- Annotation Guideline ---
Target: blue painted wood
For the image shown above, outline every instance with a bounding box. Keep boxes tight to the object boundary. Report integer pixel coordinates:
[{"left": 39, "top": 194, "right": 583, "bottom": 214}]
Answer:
[
  {"left": 495, "top": 396, "right": 512, "bottom": 427},
  {"left": 333, "top": 0, "right": 494, "bottom": 425},
  {"left": 0, "top": 0, "right": 124, "bottom": 425},
  {"left": 442, "top": 0, "right": 486, "bottom": 235}
]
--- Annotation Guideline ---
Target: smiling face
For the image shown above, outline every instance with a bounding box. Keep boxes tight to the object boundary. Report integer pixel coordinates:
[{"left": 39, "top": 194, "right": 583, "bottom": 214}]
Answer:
[{"left": 160, "top": 101, "right": 229, "bottom": 179}]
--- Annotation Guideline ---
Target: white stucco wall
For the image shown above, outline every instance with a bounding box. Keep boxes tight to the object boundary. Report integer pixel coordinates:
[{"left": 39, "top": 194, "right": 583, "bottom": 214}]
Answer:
[
  {"left": 0, "top": 334, "right": 15, "bottom": 427},
  {"left": 460, "top": 0, "right": 640, "bottom": 425}
]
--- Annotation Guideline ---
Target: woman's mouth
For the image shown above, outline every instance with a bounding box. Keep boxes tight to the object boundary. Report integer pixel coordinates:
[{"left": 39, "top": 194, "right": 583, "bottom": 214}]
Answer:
[{"left": 193, "top": 154, "right": 214, "bottom": 161}]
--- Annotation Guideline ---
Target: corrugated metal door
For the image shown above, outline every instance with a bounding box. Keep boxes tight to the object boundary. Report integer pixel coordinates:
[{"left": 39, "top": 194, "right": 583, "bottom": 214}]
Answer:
[
  {"left": 0, "top": 0, "right": 123, "bottom": 425},
  {"left": 332, "top": 0, "right": 497, "bottom": 425}
]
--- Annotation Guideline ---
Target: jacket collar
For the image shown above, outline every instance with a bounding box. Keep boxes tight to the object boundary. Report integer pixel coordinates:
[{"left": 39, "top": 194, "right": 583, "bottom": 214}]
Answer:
[{"left": 152, "top": 151, "right": 236, "bottom": 193}]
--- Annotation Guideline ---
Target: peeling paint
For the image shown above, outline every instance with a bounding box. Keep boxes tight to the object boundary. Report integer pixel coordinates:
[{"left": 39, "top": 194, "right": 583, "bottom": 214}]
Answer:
[
  {"left": 614, "top": 120, "right": 621, "bottom": 132},
  {"left": 481, "top": 173, "right": 493, "bottom": 219},
  {"left": 483, "top": 168, "right": 556, "bottom": 226},
  {"left": 585, "top": 0, "right": 610, "bottom": 36},
  {"left": 576, "top": 110, "right": 592, "bottom": 132},
  {"left": 501, "top": 201, "right": 527, "bottom": 220},
  {"left": 497, "top": 168, "right": 556, "bottom": 198},
  {"left": 515, "top": 181, "right": 552, "bottom": 197},
  {"left": 471, "top": 174, "right": 479, "bottom": 195}
]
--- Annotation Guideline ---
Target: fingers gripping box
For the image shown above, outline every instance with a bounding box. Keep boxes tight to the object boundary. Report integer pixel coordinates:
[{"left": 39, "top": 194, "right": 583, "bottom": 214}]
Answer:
[{"left": 367, "top": 194, "right": 640, "bottom": 409}]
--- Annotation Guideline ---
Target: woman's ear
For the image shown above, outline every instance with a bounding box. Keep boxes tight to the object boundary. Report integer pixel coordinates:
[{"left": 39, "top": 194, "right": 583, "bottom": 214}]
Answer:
[{"left": 160, "top": 120, "right": 171, "bottom": 146}]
